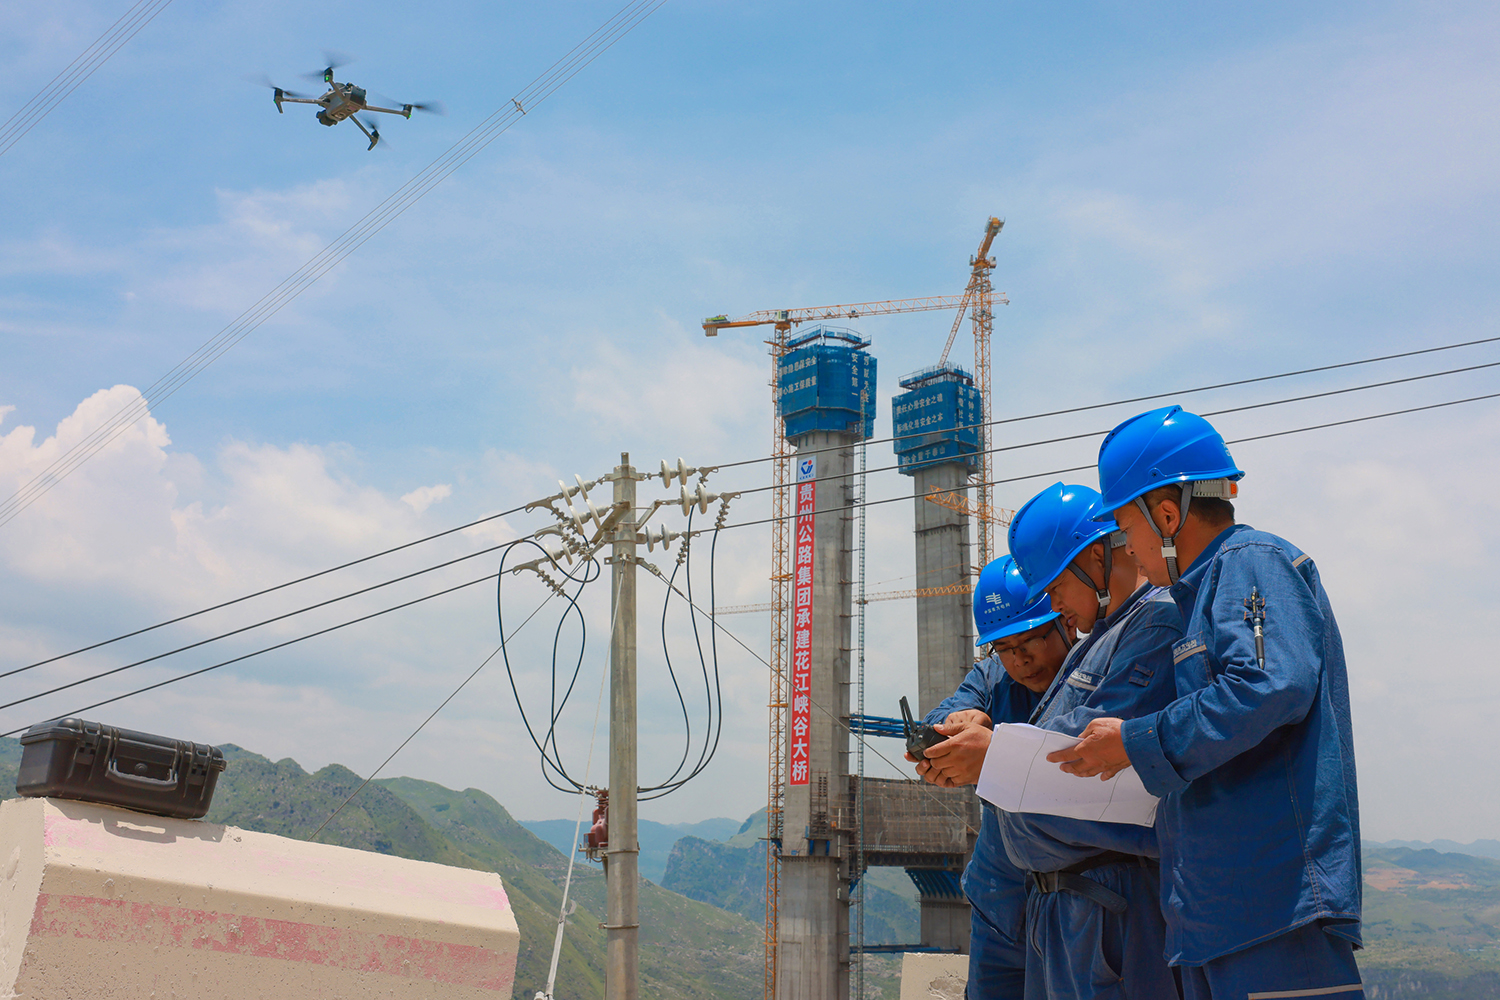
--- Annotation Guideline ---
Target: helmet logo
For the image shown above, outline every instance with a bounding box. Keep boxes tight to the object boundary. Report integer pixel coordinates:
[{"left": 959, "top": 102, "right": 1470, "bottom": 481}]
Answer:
[{"left": 984, "top": 593, "right": 1006, "bottom": 607}]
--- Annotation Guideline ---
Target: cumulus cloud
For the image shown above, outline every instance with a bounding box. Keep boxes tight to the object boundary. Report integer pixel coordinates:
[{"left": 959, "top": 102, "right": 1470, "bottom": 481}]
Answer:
[{"left": 401, "top": 483, "right": 453, "bottom": 513}]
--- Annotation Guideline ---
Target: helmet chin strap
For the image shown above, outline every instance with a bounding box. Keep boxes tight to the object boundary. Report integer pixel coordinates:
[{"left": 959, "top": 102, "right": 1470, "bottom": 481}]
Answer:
[
  {"left": 1134, "top": 482, "right": 1196, "bottom": 585},
  {"left": 1051, "top": 619, "right": 1074, "bottom": 650},
  {"left": 1066, "top": 543, "right": 1113, "bottom": 621}
]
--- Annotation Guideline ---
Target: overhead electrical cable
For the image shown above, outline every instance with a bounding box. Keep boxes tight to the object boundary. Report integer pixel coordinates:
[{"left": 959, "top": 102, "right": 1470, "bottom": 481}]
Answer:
[
  {"left": 0, "top": 568, "right": 506, "bottom": 737},
  {"left": 309, "top": 585, "right": 563, "bottom": 842},
  {"left": 18, "top": 337, "right": 1496, "bottom": 675},
  {"left": 725, "top": 360, "right": 1500, "bottom": 499},
  {"left": 7, "top": 502, "right": 529, "bottom": 676},
  {"left": 650, "top": 573, "right": 974, "bottom": 825},
  {"left": 0, "top": 0, "right": 174, "bottom": 160},
  {"left": 639, "top": 515, "right": 727, "bottom": 799},
  {"left": 498, "top": 540, "right": 608, "bottom": 793},
  {"left": 711, "top": 334, "right": 1500, "bottom": 472},
  {"left": 1, "top": 534, "right": 526, "bottom": 683},
  {"left": 0, "top": 0, "right": 669, "bottom": 530},
  {"left": 711, "top": 390, "right": 1500, "bottom": 533}
]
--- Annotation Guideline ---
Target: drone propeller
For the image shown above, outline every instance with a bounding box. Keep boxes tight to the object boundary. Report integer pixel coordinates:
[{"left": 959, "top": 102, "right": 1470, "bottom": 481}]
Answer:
[
  {"left": 245, "top": 73, "right": 307, "bottom": 98},
  {"left": 358, "top": 117, "right": 386, "bottom": 151},
  {"left": 373, "top": 92, "right": 446, "bottom": 119},
  {"left": 303, "top": 49, "right": 354, "bottom": 84}
]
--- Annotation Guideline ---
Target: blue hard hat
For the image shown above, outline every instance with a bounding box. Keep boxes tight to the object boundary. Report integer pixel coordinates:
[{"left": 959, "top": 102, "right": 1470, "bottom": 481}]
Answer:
[
  {"left": 1008, "top": 483, "right": 1119, "bottom": 602},
  {"left": 973, "top": 555, "right": 1060, "bottom": 647},
  {"left": 1094, "top": 405, "right": 1244, "bottom": 518}
]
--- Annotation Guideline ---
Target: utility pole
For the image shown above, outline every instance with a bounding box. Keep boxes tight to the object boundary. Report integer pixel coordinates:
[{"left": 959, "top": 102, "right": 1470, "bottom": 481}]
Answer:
[{"left": 606, "top": 453, "right": 639, "bottom": 1000}]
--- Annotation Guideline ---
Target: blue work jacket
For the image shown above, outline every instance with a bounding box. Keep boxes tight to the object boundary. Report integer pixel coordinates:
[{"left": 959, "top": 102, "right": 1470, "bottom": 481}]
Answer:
[
  {"left": 999, "top": 585, "right": 1182, "bottom": 873},
  {"left": 926, "top": 655, "right": 1042, "bottom": 972},
  {"left": 1120, "top": 524, "right": 1361, "bottom": 965}
]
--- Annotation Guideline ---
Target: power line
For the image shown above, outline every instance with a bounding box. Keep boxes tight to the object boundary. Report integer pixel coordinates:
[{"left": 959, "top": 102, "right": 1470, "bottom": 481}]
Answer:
[
  {"left": 0, "top": 0, "right": 669, "bottom": 530},
  {"left": 711, "top": 334, "right": 1500, "bottom": 472},
  {"left": 16, "top": 336, "right": 1496, "bottom": 676},
  {"left": 0, "top": 0, "right": 173, "bottom": 160},
  {"left": 310, "top": 587, "right": 563, "bottom": 842},
  {"left": 5, "top": 501, "right": 529, "bottom": 678},
  {"left": 0, "top": 568, "right": 503, "bottom": 738},
  {"left": 711, "top": 390, "right": 1500, "bottom": 533},
  {"left": 725, "top": 359, "right": 1500, "bottom": 499},
  {"left": 1, "top": 534, "right": 526, "bottom": 685}
]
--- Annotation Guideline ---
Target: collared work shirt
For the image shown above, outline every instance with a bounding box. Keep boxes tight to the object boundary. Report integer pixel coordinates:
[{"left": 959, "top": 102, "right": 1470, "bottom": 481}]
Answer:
[
  {"left": 1120, "top": 524, "right": 1361, "bottom": 965},
  {"left": 1000, "top": 584, "right": 1182, "bottom": 873}
]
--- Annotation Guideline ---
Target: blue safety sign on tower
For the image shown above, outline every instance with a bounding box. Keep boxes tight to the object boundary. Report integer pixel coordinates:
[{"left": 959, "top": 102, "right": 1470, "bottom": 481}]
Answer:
[
  {"left": 776, "top": 327, "right": 878, "bottom": 442},
  {"left": 891, "top": 363, "right": 982, "bottom": 474}
]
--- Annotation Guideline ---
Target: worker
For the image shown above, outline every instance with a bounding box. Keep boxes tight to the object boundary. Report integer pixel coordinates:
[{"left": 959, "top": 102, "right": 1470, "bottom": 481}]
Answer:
[
  {"left": 997, "top": 482, "right": 1182, "bottom": 1000},
  {"left": 1048, "top": 405, "right": 1362, "bottom": 999},
  {"left": 911, "top": 555, "right": 1073, "bottom": 999}
]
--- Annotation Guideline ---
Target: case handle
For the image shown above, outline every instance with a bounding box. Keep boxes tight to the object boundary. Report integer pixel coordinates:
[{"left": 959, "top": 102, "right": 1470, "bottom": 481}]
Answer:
[{"left": 105, "top": 757, "right": 181, "bottom": 789}]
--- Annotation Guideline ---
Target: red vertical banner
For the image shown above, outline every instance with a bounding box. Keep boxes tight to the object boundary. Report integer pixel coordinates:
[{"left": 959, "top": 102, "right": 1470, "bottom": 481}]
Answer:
[{"left": 789, "top": 455, "right": 816, "bottom": 786}]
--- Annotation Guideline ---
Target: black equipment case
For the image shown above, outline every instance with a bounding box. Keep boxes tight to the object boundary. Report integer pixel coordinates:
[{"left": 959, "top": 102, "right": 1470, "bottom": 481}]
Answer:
[{"left": 16, "top": 718, "right": 227, "bottom": 819}]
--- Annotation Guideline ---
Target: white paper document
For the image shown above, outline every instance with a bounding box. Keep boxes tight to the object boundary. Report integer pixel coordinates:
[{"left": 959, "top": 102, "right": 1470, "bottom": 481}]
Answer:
[{"left": 976, "top": 723, "right": 1160, "bottom": 827}]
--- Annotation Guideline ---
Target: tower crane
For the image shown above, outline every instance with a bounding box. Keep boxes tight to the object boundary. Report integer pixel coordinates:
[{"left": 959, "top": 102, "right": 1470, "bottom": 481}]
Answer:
[
  {"left": 937, "top": 218, "right": 1009, "bottom": 567},
  {"left": 702, "top": 293, "right": 963, "bottom": 1000}
]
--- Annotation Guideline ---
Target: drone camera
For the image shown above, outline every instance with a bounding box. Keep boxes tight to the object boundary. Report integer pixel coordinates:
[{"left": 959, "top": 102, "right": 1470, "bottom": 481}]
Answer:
[{"left": 899, "top": 696, "right": 946, "bottom": 762}]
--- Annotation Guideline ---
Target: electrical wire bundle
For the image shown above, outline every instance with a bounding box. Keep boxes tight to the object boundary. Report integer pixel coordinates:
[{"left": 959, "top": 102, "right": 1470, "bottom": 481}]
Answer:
[{"left": 497, "top": 507, "right": 728, "bottom": 802}]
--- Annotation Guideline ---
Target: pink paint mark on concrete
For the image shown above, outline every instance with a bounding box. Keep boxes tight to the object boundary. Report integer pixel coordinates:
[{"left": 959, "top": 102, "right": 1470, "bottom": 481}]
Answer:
[
  {"left": 28, "top": 893, "right": 515, "bottom": 992},
  {"left": 38, "top": 809, "right": 513, "bottom": 913}
]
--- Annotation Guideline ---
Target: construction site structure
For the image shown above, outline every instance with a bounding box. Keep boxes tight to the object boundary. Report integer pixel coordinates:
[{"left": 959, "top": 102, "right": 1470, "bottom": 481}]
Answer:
[
  {"left": 891, "top": 361, "right": 983, "bottom": 951},
  {"left": 937, "top": 218, "right": 1008, "bottom": 567},
  {"left": 774, "top": 327, "right": 877, "bottom": 1000},
  {"left": 703, "top": 294, "right": 968, "bottom": 1000}
]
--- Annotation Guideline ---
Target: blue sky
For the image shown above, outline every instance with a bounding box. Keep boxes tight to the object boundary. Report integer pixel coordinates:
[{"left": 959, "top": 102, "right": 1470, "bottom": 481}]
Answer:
[{"left": 2, "top": 0, "right": 1498, "bottom": 840}]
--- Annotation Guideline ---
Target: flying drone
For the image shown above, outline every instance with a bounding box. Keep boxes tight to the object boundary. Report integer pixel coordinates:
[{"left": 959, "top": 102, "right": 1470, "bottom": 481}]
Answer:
[{"left": 258, "top": 55, "right": 442, "bottom": 150}]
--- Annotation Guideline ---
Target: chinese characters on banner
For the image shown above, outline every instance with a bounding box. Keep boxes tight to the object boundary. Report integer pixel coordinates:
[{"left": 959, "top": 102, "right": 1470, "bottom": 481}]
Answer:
[{"left": 789, "top": 455, "right": 816, "bottom": 786}]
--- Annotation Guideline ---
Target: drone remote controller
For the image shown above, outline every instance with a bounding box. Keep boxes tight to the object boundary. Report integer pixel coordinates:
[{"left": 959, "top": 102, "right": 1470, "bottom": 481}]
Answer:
[{"left": 900, "top": 696, "right": 946, "bottom": 761}]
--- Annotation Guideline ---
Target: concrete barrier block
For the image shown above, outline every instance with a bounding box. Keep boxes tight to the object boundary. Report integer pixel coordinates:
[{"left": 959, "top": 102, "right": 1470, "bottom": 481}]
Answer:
[
  {"left": 899, "top": 951, "right": 967, "bottom": 1000},
  {"left": 0, "top": 797, "right": 518, "bottom": 998}
]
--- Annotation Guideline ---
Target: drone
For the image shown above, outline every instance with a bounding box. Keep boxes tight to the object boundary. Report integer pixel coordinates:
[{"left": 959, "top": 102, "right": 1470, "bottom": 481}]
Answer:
[{"left": 259, "top": 56, "right": 442, "bottom": 150}]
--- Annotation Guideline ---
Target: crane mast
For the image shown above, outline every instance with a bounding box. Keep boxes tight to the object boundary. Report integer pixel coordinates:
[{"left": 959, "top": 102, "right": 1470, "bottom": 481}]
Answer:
[
  {"left": 703, "top": 294, "right": 961, "bottom": 1000},
  {"left": 937, "top": 218, "right": 1007, "bottom": 568}
]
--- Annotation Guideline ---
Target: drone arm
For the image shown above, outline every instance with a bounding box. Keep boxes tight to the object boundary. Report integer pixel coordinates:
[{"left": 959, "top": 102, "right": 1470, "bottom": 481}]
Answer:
[
  {"left": 275, "top": 97, "right": 321, "bottom": 106},
  {"left": 363, "top": 104, "right": 409, "bottom": 118},
  {"left": 350, "top": 115, "right": 380, "bottom": 150}
]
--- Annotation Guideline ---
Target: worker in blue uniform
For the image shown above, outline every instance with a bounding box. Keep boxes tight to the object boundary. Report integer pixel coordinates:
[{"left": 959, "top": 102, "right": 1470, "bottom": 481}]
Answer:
[
  {"left": 1048, "top": 406, "right": 1362, "bottom": 1000},
  {"left": 998, "top": 482, "right": 1183, "bottom": 1000},
  {"left": 910, "top": 555, "right": 1073, "bottom": 1000}
]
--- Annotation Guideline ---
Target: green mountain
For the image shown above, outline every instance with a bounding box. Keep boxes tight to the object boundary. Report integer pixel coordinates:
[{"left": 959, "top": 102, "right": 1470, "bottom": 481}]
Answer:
[
  {"left": 1359, "top": 846, "right": 1500, "bottom": 998},
  {"left": 521, "top": 815, "right": 742, "bottom": 884},
  {"left": 660, "top": 806, "right": 922, "bottom": 947}
]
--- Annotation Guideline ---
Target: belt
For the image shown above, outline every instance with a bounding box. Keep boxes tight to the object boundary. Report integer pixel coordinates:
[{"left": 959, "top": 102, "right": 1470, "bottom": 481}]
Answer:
[{"left": 1027, "top": 852, "right": 1154, "bottom": 915}]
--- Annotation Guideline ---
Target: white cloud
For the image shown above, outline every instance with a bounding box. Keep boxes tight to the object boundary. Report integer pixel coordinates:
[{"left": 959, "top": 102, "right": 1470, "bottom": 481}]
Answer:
[{"left": 401, "top": 483, "right": 452, "bottom": 513}]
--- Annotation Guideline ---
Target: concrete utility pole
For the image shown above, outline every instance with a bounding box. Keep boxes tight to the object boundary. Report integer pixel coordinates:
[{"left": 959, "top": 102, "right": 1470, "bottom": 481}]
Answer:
[{"left": 606, "top": 454, "right": 639, "bottom": 1000}]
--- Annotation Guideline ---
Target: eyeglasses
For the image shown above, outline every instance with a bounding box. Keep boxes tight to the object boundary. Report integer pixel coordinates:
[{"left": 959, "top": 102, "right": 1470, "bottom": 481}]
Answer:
[{"left": 993, "top": 629, "right": 1052, "bottom": 659}]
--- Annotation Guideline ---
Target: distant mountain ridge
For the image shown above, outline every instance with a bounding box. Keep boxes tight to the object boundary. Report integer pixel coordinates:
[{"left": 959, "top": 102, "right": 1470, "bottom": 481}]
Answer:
[
  {"left": 521, "top": 815, "right": 742, "bottom": 884},
  {"left": 1372, "top": 838, "right": 1500, "bottom": 861}
]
